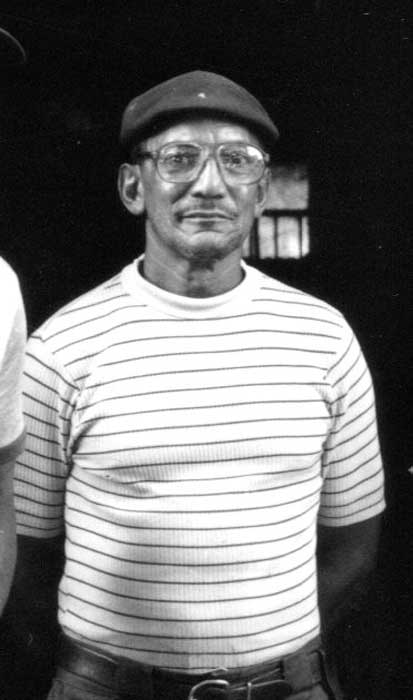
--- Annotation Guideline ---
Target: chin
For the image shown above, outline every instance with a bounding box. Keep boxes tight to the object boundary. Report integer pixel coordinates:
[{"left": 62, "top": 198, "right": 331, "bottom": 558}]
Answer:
[
  {"left": 183, "top": 239, "right": 240, "bottom": 267},
  {"left": 180, "top": 230, "right": 243, "bottom": 263}
]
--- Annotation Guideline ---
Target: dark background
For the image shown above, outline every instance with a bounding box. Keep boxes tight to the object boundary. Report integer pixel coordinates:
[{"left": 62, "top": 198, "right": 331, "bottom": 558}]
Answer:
[{"left": 0, "top": 2, "right": 411, "bottom": 698}]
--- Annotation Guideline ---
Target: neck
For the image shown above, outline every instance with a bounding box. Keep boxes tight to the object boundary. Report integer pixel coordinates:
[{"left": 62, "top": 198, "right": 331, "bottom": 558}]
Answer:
[{"left": 141, "top": 249, "right": 244, "bottom": 298}]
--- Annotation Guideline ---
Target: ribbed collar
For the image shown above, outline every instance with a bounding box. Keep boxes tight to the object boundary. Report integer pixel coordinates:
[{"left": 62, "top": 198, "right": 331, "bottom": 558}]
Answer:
[{"left": 121, "top": 255, "right": 261, "bottom": 319}]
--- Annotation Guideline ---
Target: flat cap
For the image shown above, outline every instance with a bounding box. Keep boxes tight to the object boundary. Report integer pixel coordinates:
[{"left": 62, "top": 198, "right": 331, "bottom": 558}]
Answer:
[{"left": 120, "top": 70, "right": 279, "bottom": 153}]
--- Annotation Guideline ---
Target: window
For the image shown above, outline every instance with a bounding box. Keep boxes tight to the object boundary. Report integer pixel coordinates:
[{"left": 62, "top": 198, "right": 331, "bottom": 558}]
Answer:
[{"left": 243, "top": 163, "right": 309, "bottom": 259}]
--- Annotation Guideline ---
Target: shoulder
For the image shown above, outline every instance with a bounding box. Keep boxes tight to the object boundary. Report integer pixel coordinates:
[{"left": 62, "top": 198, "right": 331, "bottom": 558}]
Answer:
[
  {"left": 247, "top": 263, "right": 348, "bottom": 328},
  {"left": 27, "top": 263, "right": 140, "bottom": 377},
  {"left": 35, "top": 266, "right": 129, "bottom": 341}
]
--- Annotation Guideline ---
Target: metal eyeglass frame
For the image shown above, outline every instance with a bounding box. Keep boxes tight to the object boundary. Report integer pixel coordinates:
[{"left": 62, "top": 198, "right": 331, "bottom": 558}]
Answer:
[{"left": 133, "top": 141, "right": 270, "bottom": 185}]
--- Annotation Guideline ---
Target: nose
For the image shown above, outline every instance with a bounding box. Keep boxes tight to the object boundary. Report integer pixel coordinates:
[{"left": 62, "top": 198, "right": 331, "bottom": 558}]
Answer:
[{"left": 190, "top": 154, "right": 226, "bottom": 197}]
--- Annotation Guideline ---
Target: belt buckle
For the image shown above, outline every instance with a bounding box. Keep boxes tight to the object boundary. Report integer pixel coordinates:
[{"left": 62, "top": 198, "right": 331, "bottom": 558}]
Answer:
[{"left": 188, "top": 678, "right": 230, "bottom": 699}]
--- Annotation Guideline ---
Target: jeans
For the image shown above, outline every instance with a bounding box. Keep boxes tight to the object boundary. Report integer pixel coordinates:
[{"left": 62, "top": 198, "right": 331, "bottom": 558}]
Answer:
[
  {"left": 46, "top": 632, "right": 342, "bottom": 700},
  {"left": 47, "top": 667, "right": 337, "bottom": 700}
]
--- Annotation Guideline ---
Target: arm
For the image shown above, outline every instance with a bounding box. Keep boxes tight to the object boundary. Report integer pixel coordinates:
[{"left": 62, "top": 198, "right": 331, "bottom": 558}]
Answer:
[
  {"left": 11, "top": 332, "right": 74, "bottom": 652},
  {"left": 6, "top": 533, "right": 64, "bottom": 662},
  {"left": 317, "top": 513, "right": 382, "bottom": 638},
  {"left": 5, "top": 330, "right": 72, "bottom": 689},
  {"left": 0, "top": 261, "right": 27, "bottom": 614},
  {"left": 0, "top": 459, "right": 16, "bottom": 614},
  {"left": 318, "top": 324, "right": 385, "bottom": 633}
]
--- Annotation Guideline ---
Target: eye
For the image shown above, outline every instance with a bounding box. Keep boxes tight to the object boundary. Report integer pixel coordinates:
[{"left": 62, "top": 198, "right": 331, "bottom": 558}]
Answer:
[
  {"left": 161, "top": 145, "right": 200, "bottom": 171},
  {"left": 166, "top": 153, "right": 191, "bottom": 165},
  {"left": 220, "top": 147, "right": 251, "bottom": 170}
]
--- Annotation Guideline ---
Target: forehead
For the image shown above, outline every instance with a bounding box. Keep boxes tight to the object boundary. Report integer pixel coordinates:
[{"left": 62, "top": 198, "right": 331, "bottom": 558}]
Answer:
[{"left": 144, "top": 118, "right": 262, "bottom": 149}]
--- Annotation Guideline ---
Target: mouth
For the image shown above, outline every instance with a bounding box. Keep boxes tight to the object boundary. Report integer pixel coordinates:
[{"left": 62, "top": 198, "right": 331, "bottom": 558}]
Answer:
[{"left": 179, "top": 211, "right": 234, "bottom": 222}]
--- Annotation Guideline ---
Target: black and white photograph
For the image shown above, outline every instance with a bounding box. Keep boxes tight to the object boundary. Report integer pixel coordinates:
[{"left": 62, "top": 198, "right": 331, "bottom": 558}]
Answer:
[{"left": 0, "top": 3, "right": 410, "bottom": 699}]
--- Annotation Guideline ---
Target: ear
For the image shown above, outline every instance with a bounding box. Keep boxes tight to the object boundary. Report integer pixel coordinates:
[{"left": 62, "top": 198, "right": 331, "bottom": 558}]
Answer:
[
  {"left": 117, "top": 163, "right": 145, "bottom": 216},
  {"left": 254, "top": 168, "right": 270, "bottom": 218}
]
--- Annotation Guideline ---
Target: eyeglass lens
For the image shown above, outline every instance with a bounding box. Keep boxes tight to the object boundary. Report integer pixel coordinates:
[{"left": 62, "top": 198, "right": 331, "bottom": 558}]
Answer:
[{"left": 157, "top": 143, "right": 266, "bottom": 183}]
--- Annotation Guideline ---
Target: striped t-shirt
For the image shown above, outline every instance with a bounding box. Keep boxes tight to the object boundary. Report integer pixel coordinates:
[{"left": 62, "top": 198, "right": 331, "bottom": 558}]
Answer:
[{"left": 15, "top": 258, "right": 385, "bottom": 672}]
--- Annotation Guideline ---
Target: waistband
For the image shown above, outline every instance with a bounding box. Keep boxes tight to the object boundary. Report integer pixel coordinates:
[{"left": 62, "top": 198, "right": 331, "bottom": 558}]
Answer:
[{"left": 56, "top": 634, "right": 332, "bottom": 699}]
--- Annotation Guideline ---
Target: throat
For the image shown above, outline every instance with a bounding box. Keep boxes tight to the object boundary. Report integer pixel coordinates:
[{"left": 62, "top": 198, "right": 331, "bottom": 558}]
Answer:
[{"left": 139, "top": 255, "right": 244, "bottom": 298}]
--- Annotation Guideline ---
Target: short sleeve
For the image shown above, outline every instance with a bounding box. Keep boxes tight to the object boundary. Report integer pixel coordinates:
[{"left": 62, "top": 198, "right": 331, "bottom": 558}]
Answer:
[
  {"left": 14, "top": 333, "right": 78, "bottom": 538},
  {"left": 318, "top": 322, "right": 385, "bottom": 526},
  {"left": 0, "top": 259, "right": 27, "bottom": 464}
]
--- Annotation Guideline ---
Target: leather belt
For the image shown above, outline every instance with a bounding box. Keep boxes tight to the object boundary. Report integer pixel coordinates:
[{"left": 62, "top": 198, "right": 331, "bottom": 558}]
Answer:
[{"left": 57, "top": 634, "right": 325, "bottom": 699}]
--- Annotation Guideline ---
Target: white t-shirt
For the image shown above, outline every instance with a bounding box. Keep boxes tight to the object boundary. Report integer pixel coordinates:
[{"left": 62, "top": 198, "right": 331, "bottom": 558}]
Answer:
[{"left": 0, "top": 257, "right": 26, "bottom": 464}]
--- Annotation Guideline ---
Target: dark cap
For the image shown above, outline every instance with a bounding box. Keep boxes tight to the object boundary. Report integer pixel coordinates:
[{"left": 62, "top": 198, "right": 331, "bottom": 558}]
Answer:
[{"left": 120, "top": 71, "right": 279, "bottom": 153}]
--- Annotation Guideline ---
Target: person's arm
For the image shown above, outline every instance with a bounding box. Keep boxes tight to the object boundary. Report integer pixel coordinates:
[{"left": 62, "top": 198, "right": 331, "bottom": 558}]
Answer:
[
  {"left": 10, "top": 329, "right": 74, "bottom": 651},
  {"left": 0, "top": 261, "right": 27, "bottom": 614},
  {"left": 317, "top": 513, "right": 382, "bottom": 639},
  {"left": 6, "top": 533, "right": 64, "bottom": 663},
  {"left": 318, "top": 321, "right": 385, "bottom": 632},
  {"left": 0, "top": 459, "right": 16, "bottom": 614}
]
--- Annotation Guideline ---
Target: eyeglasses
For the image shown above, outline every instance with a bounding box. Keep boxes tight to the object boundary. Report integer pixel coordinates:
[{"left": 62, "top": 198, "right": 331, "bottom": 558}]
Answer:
[{"left": 134, "top": 142, "right": 270, "bottom": 185}]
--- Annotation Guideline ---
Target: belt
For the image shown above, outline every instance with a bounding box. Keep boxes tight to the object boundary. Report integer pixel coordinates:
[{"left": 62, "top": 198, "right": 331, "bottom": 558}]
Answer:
[{"left": 57, "top": 635, "right": 326, "bottom": 700}]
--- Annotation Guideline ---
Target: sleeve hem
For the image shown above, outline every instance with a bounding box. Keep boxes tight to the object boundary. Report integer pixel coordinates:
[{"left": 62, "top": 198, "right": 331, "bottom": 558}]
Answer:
[{"left": 318, "top": 500, "right": 386, "bottom": 527}]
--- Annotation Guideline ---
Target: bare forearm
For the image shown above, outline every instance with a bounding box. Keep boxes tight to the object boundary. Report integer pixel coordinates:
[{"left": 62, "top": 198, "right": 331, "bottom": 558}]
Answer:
[
  {"left": 6, "top": 533, "right": 64, "bottom": 662},
  {"left": 12, "top": 533, "right": 64, "bottom": 623},
  {"left": 317, "top": 516, "right": 382, "bottom": 638},
  {"left": 317, "top": 550, "right": 373, "bottom": 637}
]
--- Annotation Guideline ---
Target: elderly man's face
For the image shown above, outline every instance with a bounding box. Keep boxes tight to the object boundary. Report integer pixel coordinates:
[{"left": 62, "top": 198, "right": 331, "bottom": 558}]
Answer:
[{"left": 121, "top": 119, "right": 269, "bottom": 267}]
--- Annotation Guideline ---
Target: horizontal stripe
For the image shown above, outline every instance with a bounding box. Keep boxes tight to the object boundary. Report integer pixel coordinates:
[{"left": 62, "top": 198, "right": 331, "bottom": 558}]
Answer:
[
  {"left": 71, "top": 343, "right": 335, "bottom": 369},
  {"left": 57, "top": 325, "right": 341, "bottom": 355},
  {"left": 85, "top": 363, "right": 329, "bottom": 391},
  {"left": 77, "top": 398, "right": 333, "bottom": 425},
  {"left": 66, "top": 541, "right": 313, "bottom": 573},
  {"left": 26, "top": 351, "right": 77, "bottom": 390},
  {"left": 63, "top": 569, "right": 314, "bottom": 604},
  {"left": 47, "top": 304, "right": 151, "bottom": 339},
  {"left": 75, "top": 435, "right": 325, "bottom": 457},
  {"left": 100, "top": 346, "right": 330, "bottom": 369},
  {"left": 319, "top": 494, "right": 384, "bottom": 521},
  {"left": 66, "top": 519, "right": 311, "bottom": 549},
  {"left": 252, "top": 295, "right": 341, "bottom": 314},
  {"left": 62, "top": 606, "right": 318, "bottom": 640},
  {"left": 62, "top": 588, "right": 317, "bottom": 625},
  {"left": 67, "top": 504, "right": 315, "bottom": 532},
  {"left": 70, "top": 471, "right": 320, "bottom": 500},
  {"left": 64, "top": 552, "right": 315, "bottom": 586},
  {"left": 81, "top": 416, "right": 333, "bottom": 439},
  {"left": 77, "top": 381, "right": 330, "bottom": 413},
  {"left": 323, "top": 464, "right": 383, "bottom": 496},
  {"left": 321, "top": 482, "right": 383, "bottom": 508},
  {"left": 66, "top": 485, "right": 320, "bottom": 515},
  {"left": 58, "top": 292, "right": 128, "bottom": 317}
]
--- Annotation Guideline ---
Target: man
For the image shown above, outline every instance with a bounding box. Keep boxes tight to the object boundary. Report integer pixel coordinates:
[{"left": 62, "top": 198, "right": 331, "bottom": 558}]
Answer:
[{"left": 14, "top": 71, "right": 384, "bottom": 700}]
